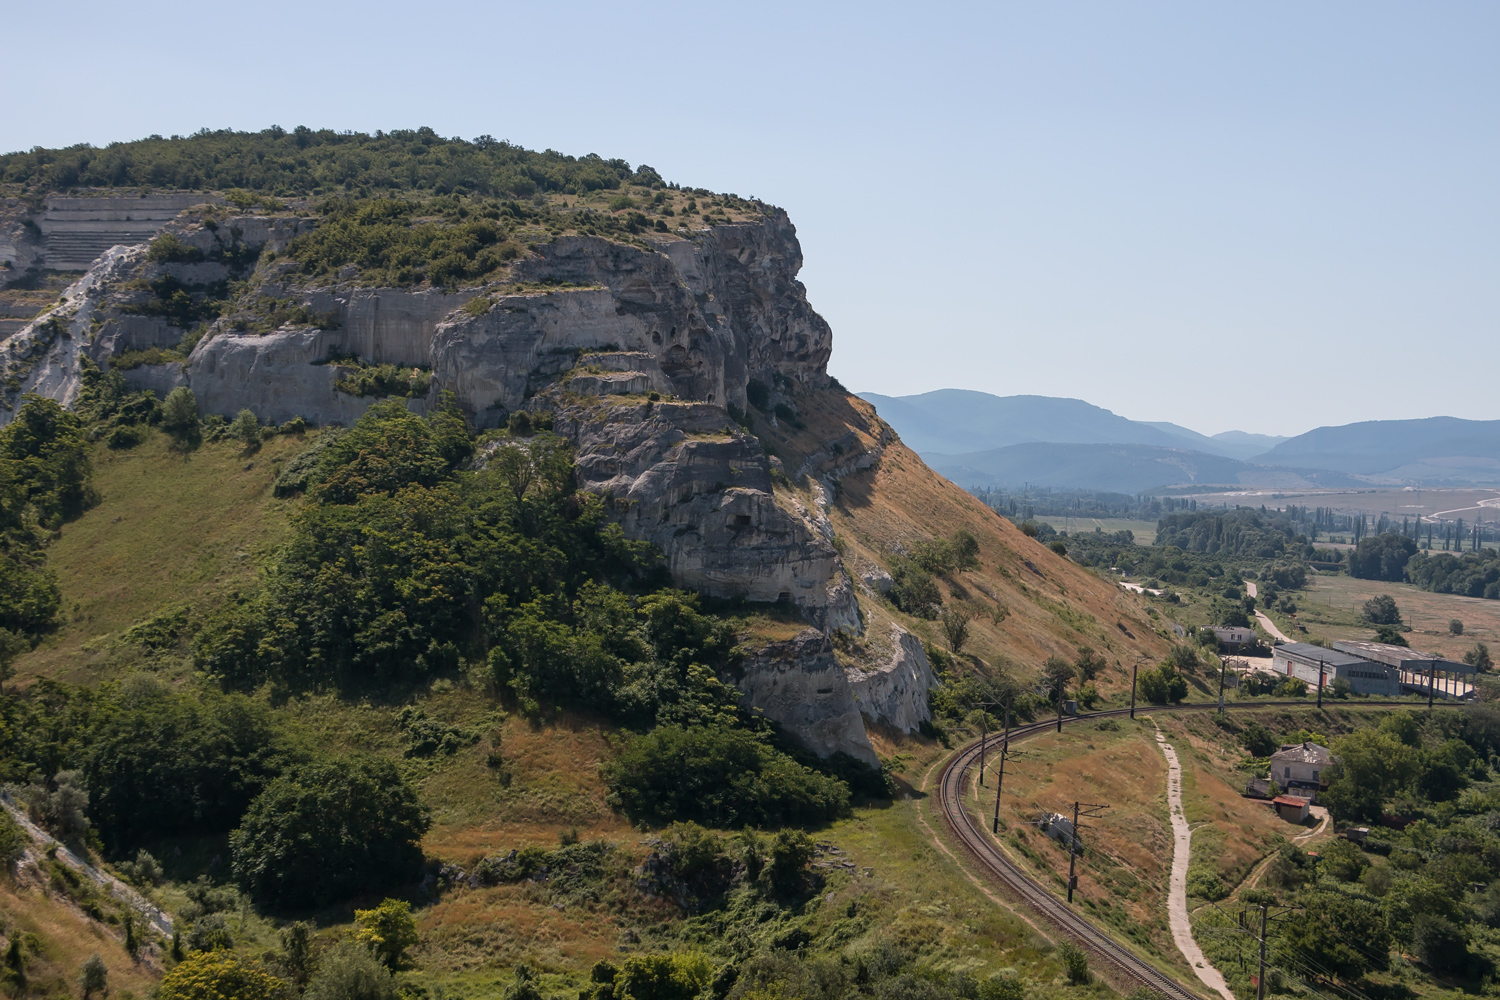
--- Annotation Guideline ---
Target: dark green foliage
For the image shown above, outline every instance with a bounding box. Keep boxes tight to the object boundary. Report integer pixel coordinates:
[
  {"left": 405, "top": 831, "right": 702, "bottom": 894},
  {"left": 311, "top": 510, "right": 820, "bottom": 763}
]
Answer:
[
  {"left": 1362, "top": 593, "right": 1402, "bottom": 625},
  {"left": 83, "top": 686, "right": 286, "bottom": 852},
  {"left": 1373, "top": 625, "right": 1408, "bottom": 646},
  {"left": 145, "top": 233, "right": 205, "bottom": 264},
  {"left": 304, "top": 941, "right": 398, "bottom": 1000},
  {"left": 1278, "top": 890, "right": 1390, "bottom": 979},
  {"left": 603, "top": 724, "right": 850, "bottom": 828},
  {"left": 1348, "top": 533, "right": 1419, "bottom": 582},
  {"left": 119, "top": 275, "right": 227, "bottom": 328},
  {"left": 271, "top": 428, "right": 345, "bottom": 497},
  {"left": 230, "top": 756, "right": 430, "bottom": 910},
  {"left": 333, "top": 362, "right": 432, "bottom": 399},
  {"left": 1411, "top": 913, "right": 1468, "bottom": 972},
  {"left": 1, "top": 395, "right": 95, "bottom": 528},
  {"left": 1, "top": 128, "right": 652, "bottom": 200},
  {"left": 1136, "top": 663, "right": 1187, "bottom": 704},
  {"left": 1407, "top": 548, "right": 1500, "bottom": 600},
  {"left": 160, "top": 387, "right": 201, "bottom": 449},
  {"left": 1155, "top": 509, "right": 1300, "bottom": 558},
  {"left": 911, "top": 531, "right": 980, "bottom": 575},
  {"left": 1466, "top": 643, "right": 1493, "bottom": 671},
  {"left": 887, "top": 560, "right": 941, "bottom": 619},
  {"left": 1239, "top": 721, "right": 1277, "bottom": 757},
  {"left": 1056, "top": 943, "right": 1088, "bottom": 985},
  {"left": 287, "top": 198, "right": 525, "bottom": 288}
]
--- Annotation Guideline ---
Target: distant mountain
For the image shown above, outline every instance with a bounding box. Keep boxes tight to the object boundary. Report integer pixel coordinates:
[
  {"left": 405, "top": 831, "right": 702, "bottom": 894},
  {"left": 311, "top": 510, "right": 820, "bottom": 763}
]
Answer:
[
  {"left": 856, "top": 390, "right": 1263, "bottom": 459},
  {"left": 925, "top": 442, "right": 1360, "bottom": 494},
  {"left": 1256, "top": 417, "right": 1500, "bottom": 483},
  {"left": 1212, "top": 430, "right": 1289, "bottom": 460}
]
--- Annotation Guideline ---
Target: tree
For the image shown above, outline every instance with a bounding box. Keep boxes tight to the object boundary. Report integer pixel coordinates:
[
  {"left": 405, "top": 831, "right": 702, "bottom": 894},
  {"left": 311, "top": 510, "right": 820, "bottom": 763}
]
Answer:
[
  {"left": 0, "top": 629, "right": 27, "bottom": 694},
  {"left": 939, "top": 607, "right": 972, "bottom": 654},
  {"left": 1041, "top": 656, "right": 1075, "bottom": 704},
  {"left": 303, "top": 942, "right": 398, "bottom": 1000},
  {"left": 229, "top": 409, "right": 261, "bottom": 452},
  {"left": 1278, "top": 890, "right": 1390, "bottom": 979},
  {"left": 1411, "top": 913, "right": 1468, "bottom": 972},
  {"left": 1465, "top": 643, "right": 1493, "bottom": 672},
  {"left": 157, "top": 952, "right": 285, "bottom": 1000},
  {"left": 1137, "top": 664, "right": 1188, "bottom": 705},
  {"left": 160, "top": 387, "right": 201, "bottom": 450},
  {"left": 1362, "top": 594, "right": 1402, "bottom": 626},
  {"left": 354, "top": 899, "right": 419, "bottom": 971},
  {"left": 230, "top": 757, "right": 430, "bottom": 910},
  {"left": 603, "top": 725, "right": 850, "bottom": 828},
  {"left": 1057, "top": 942, "right": 1089, "bottom": 985},
  {"left": 1348, "top": 533, "right": 1418, "bottom": 582},
  {"left": 278, "top": 922, "right": 314, "bottom": 988},
  {"left": 1450, "top": 619, "right": 1464, "bottom": 636},
  {"left": 1074, "top": 646, "right": 1107, "bottom": 682},
  {"left": 1373, "top": 625, "right": 1408, "bottom": 647},
  {"left": 765, "top": 830, "right": 815, "bottom": 897},
  {"left": 25, "top": 770, "right": 89, "bottom": 845},
  {"left": 1321, "top": 730, "right": 1419, "bottom": 822},
  {"left": 1239, "top": 721, "right": 1277, "bottom": 757},
  {"left": 79, "top": 954, "right": 107, "bottom": 1000}
]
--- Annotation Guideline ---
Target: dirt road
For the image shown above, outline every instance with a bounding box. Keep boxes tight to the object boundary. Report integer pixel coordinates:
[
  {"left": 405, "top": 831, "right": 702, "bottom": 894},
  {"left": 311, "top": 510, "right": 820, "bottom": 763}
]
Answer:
[
  {"left": 1244, "top": 581, "right": 1292, "bottom": 643},
  {"left": 1153, "top": 727, "right": 1236, "bottom": 1000}
]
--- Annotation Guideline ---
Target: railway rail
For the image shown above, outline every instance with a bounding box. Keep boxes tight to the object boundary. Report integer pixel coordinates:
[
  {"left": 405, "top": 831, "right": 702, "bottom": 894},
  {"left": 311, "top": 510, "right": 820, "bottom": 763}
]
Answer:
[{"left": 935, "top": 699, "right": 1461, "bottom": 999}]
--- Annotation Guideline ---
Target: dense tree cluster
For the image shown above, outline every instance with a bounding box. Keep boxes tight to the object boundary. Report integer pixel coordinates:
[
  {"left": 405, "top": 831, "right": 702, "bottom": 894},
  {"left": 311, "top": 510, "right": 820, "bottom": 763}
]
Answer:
[
  {"left": 0, "top": 127, "right": 661, "bottom": 199},
  {"left": 1347, "top": 532, "right": 1419, "bottom": 582},
  {"left": 1154, "top": 509, "right": 1305, "bottom": 559},
  {"left": 1407, "top": 548, "right": 1500, "bottom": 600}
]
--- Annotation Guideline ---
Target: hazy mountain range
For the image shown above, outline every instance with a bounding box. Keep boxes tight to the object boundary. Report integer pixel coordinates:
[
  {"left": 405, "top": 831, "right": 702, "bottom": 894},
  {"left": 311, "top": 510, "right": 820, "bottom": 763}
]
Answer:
[{"left": 858, "top": 389, "right": 1500, "bottom": 492}]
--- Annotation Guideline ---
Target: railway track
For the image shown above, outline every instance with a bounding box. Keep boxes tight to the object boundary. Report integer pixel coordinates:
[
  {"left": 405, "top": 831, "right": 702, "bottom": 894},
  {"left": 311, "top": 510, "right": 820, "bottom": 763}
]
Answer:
[{"left": 935, "top": 700, "right": 1460, "bottom": 1000}]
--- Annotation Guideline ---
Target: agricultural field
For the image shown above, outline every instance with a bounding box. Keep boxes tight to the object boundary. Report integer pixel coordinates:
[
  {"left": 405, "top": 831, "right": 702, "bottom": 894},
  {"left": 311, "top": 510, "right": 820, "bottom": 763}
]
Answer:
[
  {"left": 1037, "top": 516, "right": 1159, "bottom": 546},
  {"left": 1278, "top": 573, "right": 1500, "bottom": 661}
]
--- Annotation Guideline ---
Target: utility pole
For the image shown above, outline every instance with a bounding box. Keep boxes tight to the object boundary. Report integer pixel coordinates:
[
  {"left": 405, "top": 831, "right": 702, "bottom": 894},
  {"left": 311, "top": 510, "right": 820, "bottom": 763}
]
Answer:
[
  {"left": 1130, "top": 655, "right": 1143, "bottom": 719},
  {"left": 978, "top": 711, "right": 987, "bottom": 787},
  {"left": 1316, "top": 656, "right": 1324, "bottom": 710},
  {"left": 992, "top": 694, "right": 1011, "bottom": 834},
  {"left": 1065, "top": 802, "right": 1109, "bottom": 903},
  {"left": 1056, "top": 675, "right": 1065, "bottom": 733},
  {"left": 1257, "top": 903, "right": 1269, "bottom": 1000},
  {"left": 1218, "top": 652, "right": 1228, "bottom": 712},
  {"left": 1428, "top": 658, "right": 1436, "bottom": 712}
]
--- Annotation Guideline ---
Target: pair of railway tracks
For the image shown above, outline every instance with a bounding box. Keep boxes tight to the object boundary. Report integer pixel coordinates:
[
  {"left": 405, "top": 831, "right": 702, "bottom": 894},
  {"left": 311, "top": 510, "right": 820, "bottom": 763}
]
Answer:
[{"left": 934, "top": 699, "right": 1457, "bottom": 999}]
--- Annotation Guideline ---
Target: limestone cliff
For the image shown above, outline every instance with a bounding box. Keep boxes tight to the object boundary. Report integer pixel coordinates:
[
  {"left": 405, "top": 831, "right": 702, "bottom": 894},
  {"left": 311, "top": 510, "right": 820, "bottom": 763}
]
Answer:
[{"left": 0, "top": 201, "right": 927, "bottom": 761}]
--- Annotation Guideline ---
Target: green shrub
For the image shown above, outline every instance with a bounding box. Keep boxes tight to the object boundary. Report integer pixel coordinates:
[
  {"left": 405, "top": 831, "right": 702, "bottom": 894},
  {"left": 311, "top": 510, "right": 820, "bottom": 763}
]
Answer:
[
  {"left": 230, "top": 757, "right": 430, "bottom": 909},
  {"left": 303, "top": 942, "right": 397, "bottom": 1000},
  {"left": 1185, "top": 865, "right": 1227, "bottom": 900},
  {"left": 604, "top": 725, "right": 850, "bottom": 828},
  {"left": 1056, "top": 942, "right": 1088, "bottom": 984},
  {"left": 145, "top": 232, "right": 204, "bottom": 264}
]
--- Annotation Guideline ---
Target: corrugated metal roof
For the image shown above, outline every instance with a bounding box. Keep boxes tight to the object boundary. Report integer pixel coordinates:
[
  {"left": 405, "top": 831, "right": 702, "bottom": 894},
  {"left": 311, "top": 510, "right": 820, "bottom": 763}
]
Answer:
[
  {"left": 1275, "top": 643, "right": 1369, "bottom": 668},
  {"left": 1271, "top": 742, "right": 1333, "bottom": 765}
]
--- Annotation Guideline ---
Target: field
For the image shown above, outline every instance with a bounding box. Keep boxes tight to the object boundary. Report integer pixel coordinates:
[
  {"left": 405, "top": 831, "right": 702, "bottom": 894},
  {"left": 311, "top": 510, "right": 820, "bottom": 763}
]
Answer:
[
  {"left": 1036, "top": 516, "right": 1158, "bottom": 546},
  {"left": 15, "top": 427, "right": 303, "bottom": 686},
  {"left": 1274, "top": 572, "right": 1500, "bottom": 661}
]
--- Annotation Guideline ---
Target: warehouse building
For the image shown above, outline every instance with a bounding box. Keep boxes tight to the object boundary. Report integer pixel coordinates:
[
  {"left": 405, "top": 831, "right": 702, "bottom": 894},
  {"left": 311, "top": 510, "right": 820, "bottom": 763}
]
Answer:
[{"left": 1270, "top": 642, "right": 1402, "bottom": 697}]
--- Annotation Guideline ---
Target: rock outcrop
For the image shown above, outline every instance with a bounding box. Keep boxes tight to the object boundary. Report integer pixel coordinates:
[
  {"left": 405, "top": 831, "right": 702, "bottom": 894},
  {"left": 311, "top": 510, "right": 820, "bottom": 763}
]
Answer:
[{"left": 0, "top": 200, "right": 931, "bottom": 761}]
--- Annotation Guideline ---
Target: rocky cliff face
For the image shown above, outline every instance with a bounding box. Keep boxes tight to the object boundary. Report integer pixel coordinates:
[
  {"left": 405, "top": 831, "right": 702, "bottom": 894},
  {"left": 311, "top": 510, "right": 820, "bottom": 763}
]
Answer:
[{"left": 0, "top": 203, "right": 933, "bottom": 760}]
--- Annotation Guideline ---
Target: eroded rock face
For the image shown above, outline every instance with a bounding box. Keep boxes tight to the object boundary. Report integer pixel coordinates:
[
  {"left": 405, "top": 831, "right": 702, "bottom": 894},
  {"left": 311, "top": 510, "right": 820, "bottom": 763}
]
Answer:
[
  {"left": 738, "top": 629, "right": 879, "bottom": 766},
  {"left": 845, "top": 625, "right": 937, "bottom": 734},
  {"left": 0, "top": 204, "right": 927, "bottom": 762}
]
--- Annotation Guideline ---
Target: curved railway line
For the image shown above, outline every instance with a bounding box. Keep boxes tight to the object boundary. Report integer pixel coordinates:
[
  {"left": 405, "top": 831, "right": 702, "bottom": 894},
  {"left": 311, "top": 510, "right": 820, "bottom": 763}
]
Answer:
[{"left": 935, "top": 700, "right": 1461, "bottom": 1000}]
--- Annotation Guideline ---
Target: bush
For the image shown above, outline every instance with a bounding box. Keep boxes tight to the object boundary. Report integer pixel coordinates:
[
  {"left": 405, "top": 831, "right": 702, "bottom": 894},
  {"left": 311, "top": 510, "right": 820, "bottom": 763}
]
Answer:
[
  {"left": 1466, "top": 643, "right": 1493, "bottom": 672},
  {"left": 1056, "top": 942, "right": 1089, "bottom": 984},
  {"left": 1412, "top": 913, "right": 1469, "bottom": 972},
  {"left": 354, "top": 899, "right": 419, "bottom": 971},
  {"left": 304, "top": 942, "right": 398, "bottom": 1000},
  {"left": 888, "top": 561, "right": 942, "bottom": 619},
  {"left": 603, "top": 725, "right": 850, "bottom": 828},
  {"left": 160, "top": 386, "right": 201, "bottom": 449},
  {"left": 1185, "top": 866, "right": 1227, "bottom": 900},
  {"left": 230, "top": 757, "right": 430, "bottom": 910},
  {"left": 938, "top": 607, "right": 972, "bottom": 653},
  {"left": 1450, "top": 619, "right": 1465, "bottom": 636},
  {"left": 1239, "top": 721, "right": 1277, "bottom": 757},
  {"left": 229, "top": 409, "right": 261, "bottom": 450},
  {"left": 146, "top": 232, "right": 205, "bottom": 264},
  {"left": 158, "top": 952, "right": 285, "bottom": 1000},
  {"left": 1137, "top": 664, "right": 1187, "bottom": 704},
  {"left": 1362, "top": 594, "right": 1402, "bottom": 625}
]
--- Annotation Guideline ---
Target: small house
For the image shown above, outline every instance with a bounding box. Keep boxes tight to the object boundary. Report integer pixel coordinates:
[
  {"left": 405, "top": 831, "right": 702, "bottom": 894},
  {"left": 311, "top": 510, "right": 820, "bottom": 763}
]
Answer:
[
  {"left": 1210, "top": 626, "right": 1257, "bottom": 647},
  {"left": 1273, "top": 795, "right": 1311, "bottom": 823},
  {"left": 1243, "top": 778, "right": 1272, "bottom": 800},
  {"left": 1270, "top": 742, "right": 1334, "bottom": 792}
]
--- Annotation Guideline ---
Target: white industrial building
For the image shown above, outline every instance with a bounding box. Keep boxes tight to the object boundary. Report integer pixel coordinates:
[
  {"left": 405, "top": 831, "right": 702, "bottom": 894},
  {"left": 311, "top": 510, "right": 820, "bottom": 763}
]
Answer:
[{"left": 1270, "top": 642, "right": 1402, "bottom": 697}]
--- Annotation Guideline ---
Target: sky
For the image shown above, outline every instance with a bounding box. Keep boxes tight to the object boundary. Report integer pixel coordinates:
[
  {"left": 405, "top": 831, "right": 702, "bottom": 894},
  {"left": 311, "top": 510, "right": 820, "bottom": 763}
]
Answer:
[{"left": 3, "top": 1, "right": 1496, "bottom": 437}]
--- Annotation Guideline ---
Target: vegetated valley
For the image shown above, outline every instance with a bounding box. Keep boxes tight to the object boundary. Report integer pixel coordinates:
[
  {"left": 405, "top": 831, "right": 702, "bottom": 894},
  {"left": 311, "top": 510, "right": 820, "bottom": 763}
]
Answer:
[{"left": 0, "top": 130, "right": 1193, "bottom": 1000}]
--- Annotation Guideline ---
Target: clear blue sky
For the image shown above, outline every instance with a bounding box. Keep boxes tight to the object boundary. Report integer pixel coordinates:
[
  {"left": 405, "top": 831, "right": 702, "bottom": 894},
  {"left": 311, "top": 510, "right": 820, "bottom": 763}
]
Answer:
[{"left": 4, "top": 1, "right": 1496, "bottom": 436}]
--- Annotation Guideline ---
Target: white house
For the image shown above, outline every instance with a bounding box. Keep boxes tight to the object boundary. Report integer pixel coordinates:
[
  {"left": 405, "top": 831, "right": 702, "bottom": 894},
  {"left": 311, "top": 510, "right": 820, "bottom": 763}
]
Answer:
[{"left": 1270, "top": 742, "right": 1334, "bottom": 792}]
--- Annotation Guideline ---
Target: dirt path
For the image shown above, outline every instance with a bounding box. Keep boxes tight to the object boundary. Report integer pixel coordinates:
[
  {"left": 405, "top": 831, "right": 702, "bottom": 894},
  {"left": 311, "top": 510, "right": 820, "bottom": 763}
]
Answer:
[
  {"left": 1153, "top": 727, "right": 1235, "bottom": 1000},
  {"left": 0, "top": 791, "right": 174, "bottom": 937},
  {"left": 1244, "top": 581, "right": 1292, "bottom": 643}
]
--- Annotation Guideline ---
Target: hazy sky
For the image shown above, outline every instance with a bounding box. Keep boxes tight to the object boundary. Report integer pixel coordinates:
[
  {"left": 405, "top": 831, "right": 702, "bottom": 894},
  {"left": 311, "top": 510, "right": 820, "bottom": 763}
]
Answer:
[{"left": 3, "top": 1, "right": 1496, "bottom": 436}]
